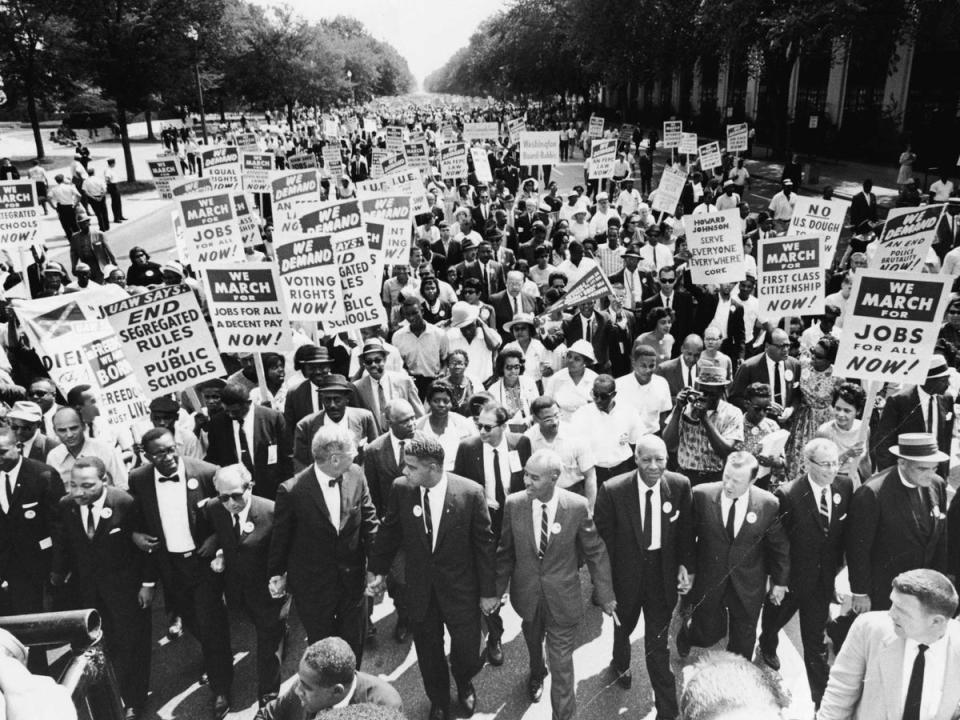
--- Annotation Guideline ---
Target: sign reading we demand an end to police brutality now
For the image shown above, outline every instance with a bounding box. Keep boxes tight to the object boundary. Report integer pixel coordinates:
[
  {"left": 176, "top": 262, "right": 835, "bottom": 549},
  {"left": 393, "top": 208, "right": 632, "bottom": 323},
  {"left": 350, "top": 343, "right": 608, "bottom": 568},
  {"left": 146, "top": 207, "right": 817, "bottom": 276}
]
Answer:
[
  {"left": 682, "top": 209, "right": 745, "bottom": 285},
  {"left": 834, "top": 270, "right": 952, "bottom": 385},
  {"left": 869, "top": 204, "right": 946, "bottom": 272}
]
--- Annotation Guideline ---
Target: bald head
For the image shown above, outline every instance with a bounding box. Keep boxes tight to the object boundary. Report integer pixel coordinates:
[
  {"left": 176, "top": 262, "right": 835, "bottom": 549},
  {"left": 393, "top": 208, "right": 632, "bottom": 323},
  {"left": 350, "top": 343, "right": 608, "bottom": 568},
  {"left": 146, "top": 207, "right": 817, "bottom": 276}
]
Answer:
[
  {"left": 52, "top": 407, "right": 84, "bottom": 451},
  {"left": 384, "top": 398, "right": 417, "bottom": 440}
]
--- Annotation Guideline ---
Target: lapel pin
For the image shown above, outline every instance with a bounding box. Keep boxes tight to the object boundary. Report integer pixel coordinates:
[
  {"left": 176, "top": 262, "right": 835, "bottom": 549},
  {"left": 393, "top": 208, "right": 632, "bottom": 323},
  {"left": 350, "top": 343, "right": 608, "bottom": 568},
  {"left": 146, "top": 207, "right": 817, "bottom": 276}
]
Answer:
[
  {"left": 662, "top": 501, "right": 673, "bottom": 514},
  {"left": 746, "top": 511, "right": 758, "bottom": 524},
  {"left": 413, "top": 505, "right": 423, "bottom": 518},
  {"left": 551, "top": 522, "right": 561, "bottom": 534},
  {"left": 187, "top": 478, "right": 199, "bottom": 490},
  {"left": 243, "top": 521, "right": 255, "bottom": 533},
  {"left": 23, "top": 510, "right": 35, "bottom": 519},
  {"left": 833, "top": 493, "right": 842, "bottom": 505},
  {"left": 101, "top": 507, "right": 113, "bottom": 519}
]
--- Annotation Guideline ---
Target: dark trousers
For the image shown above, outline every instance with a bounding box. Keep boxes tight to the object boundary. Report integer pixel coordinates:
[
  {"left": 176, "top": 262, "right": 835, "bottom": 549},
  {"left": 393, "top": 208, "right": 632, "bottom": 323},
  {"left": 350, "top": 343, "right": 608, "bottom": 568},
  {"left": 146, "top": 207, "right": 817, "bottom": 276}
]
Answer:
[
  {"left": 412, "top": 375, "right": 438, "bottom": 401},
  {"left": 412, "top": 588, "right": 482, "bottom": 710},
  {"left": 596, "top": 458, "right": 635, "bottom": 486},
  {"left": 483, "top": 607, "right": 503, "bottom": 644},
  {"left": 56, "top": 204, "right": 79, "bottom": 238},
  {"left": 95, "top": 591, "right": 152, "bottom": 709},
  {"left": 0, "top": 575, "right": 49, "bottom": 674},
  {"left": 641, "top": 174, "right": 652, "bottom": 196},
  {"left": 611, "top": 551, "right": 678, "bottom": 719},
  {"left": 523, "top": 599, "right": 578, "bottom": 720},
  {"left": 161, "top": 553, "right": 233, "bottom": 694},
  {"left": 107, "top": 183, "right": 124, "bottom": 221},
  {"left": 687, "top": 583, "right": 758, "bottom": 660},
  {"left": 236, "top": 593, "right": 288, "bottom": 697},
  {"left": 88, "top": 196, "right": 109, "bottom": 231},
  {"left": 759, "top": 586, "right": 831, "bottom": 706},
  {"left": 679, "top": 468, "right": 721, "bottom": 486},
  {"left": 294, "top": 585, "right": 366, "bottom": 667}
]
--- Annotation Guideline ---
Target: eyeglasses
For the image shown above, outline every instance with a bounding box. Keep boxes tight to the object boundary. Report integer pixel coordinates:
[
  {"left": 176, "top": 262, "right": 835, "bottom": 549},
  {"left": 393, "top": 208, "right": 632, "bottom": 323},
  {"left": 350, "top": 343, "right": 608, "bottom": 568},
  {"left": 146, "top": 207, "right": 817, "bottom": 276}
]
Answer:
[
  {"left": 217, "top": 491, "right": 247, "bottom": 503},
  {"left": 771, "top": 343, "right": 791, "bottom": 349},
  {"left": 660, "top": 277, "right": 676, "bottom": 284},
  {"left": 475, "top": 421, "right": 502, "bottom": 432},
  {"left": 362, "top": 356, "right": 384, "bottom": 364},
  {"left": 809, "top": 458, "right": 840, "bottom": 469}
]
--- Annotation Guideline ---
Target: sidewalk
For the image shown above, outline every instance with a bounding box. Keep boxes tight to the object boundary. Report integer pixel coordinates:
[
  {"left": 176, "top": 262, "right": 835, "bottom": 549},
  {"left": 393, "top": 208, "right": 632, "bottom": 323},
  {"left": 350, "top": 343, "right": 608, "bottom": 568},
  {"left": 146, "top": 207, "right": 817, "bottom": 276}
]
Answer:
[{"left": 743, "top": 154, "right": 901, "bottom": 207}]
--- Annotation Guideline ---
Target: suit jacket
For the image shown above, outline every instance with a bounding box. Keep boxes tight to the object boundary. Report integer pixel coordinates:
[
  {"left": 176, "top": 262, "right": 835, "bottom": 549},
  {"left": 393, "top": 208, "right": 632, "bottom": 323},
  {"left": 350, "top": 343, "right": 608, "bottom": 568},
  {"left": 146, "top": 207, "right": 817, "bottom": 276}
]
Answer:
[
  {"left": 255, "top": 670, "right": 403, "bottom": 720},
  {"left": 950, "top": 491, "right": 960, "bottom": 580},
  {"left": 594, "top": 470, "right": 694, "bottom": 612},
  {"left": 515, "top": 211, "right": 547, "bottom": 247},
  {"left": 818, "top": 613, "right": 960, "bottom": 720},
  {"left": 470, "top": 204, "right": 498, "bottom": 233},
  {"left": 562, "top": 312, "right": 613, "bottom": 371},
  {"left": 204, "top": 406, "right": 292, "bottom": 500},
  {"left": 846, "top": 466, "right": 948, "bottom": 604},
  {"left": 293, "top": 408, "right": 378, "bottom": 472},
  {"left": 692, "top": 293, "right": 746, "bottom": 362},
  {"left": 655, "top": 356, "right": 696, "bottom": 402},
  {"left": 267, "top": 464, "right": 378, "bottom": 601},
  {"left": 52, "top": 487, "right": 151, "bottom": 605},
  {"left": 283, "top": 378, "right": 361, "bottom": 432},
  {"left": 431, "top": 238, "right": 463, "bottom": 269},
  {"left": 453, "top": 434, "right": 531, "bottom": 538},
  {"left": 354, "top": 371, "right": 425, "bottom": 436},
  {"left": 475, "top": 261, "right": 506, "bottom": 301},
  {"left": 496, "top": 489, "right": 615, "bottom": 626},
  {"left": 728, "top": 352, "right": 801, "bottom": 410},
  {"left": 362, "top": 431, "right": 405, "bottom": 517},
  {"left": 639, "top": 290, "right": 697, "bottom": 348},
  {"left": 26, "top": 433, "right": 59, "bottom": 463},
  {"left": 871, "top": 387, "right": 954, "bottom": 476},
  {"left": 606, "top": 311, "right": 640, "bottom": 377},
  {"left": 490, "top": 290, "right": 538, "bottom": 336},
  {"left": 775, "top": 475, "right": 853, "bottom": 595},
  {"left": 688, "top": 483, "right": 790, "bottom": 618},
  {"left": 368, "top": 473, "right": 496, "bottom": 625},
  {"left": 849, "top": 191, "right": 878, "bottom": 227},
  {"left": 0, "top": 458, "right": 64, "bottom": 582}
]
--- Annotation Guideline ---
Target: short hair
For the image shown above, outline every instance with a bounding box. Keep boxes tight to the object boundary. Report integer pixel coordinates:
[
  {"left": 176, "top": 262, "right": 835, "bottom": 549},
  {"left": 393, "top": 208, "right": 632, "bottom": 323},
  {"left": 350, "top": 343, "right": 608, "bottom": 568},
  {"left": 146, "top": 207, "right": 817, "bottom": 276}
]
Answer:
[
  {"left": 220, "top": 383, "right": 251, "bottom": 405},
  {"left": 301, "top": 637, "right": 356, "bottom": 687},
  {"left": 311, "top": 425, "right": 357, "bottom": 463},
  {"left": 478, "top": 402, "right": 510, "bottom": 426},
  {"left": 680, "top": 650, "right": 791, "bottom": 720},
  {"left": 631, "top": 340, "right": 658, "bottom": 360},
  {"left": 467, "top": 391, "right": 494, "bottom": 416},
  {"left": 815, "top": 336, "right": 840, "bottom": 364},
  {"left": 645, "top": 306, "right": 674, "bottom": 327},
  {"left": 461, "top": 277, "right": 482, "bottom": 294},
  {"left": 527, "top": 448, "right": 563, "bottom": 478},
  {"left": 446, "top": 349, "right": 469, "bottom": 366},
  {"left": 262, "top": 352, "right": 285, "bottom": 370},
  {"left": 66, "top": 384, "right": 93, "bottom": 406},
  {"left": 530, "top": 395, "right": 558, "bottom": 417},
  {"left": 69, "top": 456, "right": 106, "bottom": 479},
  {"left": 495, "top": 347, "right": 525, "bottom": 377},
  {"left": 405, "top": 433, "right": 445, "bottom": 465},
  {"left": 724, "top": 450, "right": 759, "bottom": 479},
  {"left": 832, "top": 381, "right": 866, "bottom": 412},
  {"left": 892, "top": 569, "right": 959, "bottom": 617},
  {"left": 214, "top": 463, "right": 253, "bottom": 490},
  {"left": 803, "top": 437, "right": 838, "bottom": 461},
  {"left": 547, "top": 271, "right": 568, "bottom": 286},
  {"left": 657, "top": 266, "right": 676, "bottom": 280},
  {"left": 140, "top": 426, "right": 174, "bottom": 449},
  {"left": 744, "top": 382, "right": 771, "bottom": 402}
]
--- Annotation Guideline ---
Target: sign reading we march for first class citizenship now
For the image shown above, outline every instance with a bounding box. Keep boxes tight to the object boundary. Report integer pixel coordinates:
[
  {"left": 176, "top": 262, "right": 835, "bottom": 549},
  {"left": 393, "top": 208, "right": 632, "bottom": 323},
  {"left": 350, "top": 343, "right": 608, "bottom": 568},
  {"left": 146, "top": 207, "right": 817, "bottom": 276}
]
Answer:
[{"left": 757, "top": 235, "right": 824, "bottom": 318}]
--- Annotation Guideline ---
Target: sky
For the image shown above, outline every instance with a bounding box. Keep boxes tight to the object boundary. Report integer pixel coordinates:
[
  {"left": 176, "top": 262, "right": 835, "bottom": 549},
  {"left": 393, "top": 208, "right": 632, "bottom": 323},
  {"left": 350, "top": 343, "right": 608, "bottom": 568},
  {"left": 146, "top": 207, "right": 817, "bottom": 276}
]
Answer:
[{"left": 249, "top": 0, "right": 507, "bottom": 91}]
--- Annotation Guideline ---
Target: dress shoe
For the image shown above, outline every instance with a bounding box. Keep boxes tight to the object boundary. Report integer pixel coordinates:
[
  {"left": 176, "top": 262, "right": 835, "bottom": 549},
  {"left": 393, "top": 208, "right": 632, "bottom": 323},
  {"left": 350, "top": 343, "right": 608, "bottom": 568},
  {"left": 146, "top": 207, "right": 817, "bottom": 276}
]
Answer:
[
  {"left": 124, "top": 708, "right": 140, "bottom": 720},
  {"left": 486, "top": 639, "right": 504, "bottom": 666},
  {"left": 527, "top": 674, "right": 544, "bottom": 702},
  {"left": 676, "top": 623, "right": 691, "bottom": 658},
  {"left": 167, "top": 616, "right": 183, "bottom": 639},
  {"left": 394, "top": 620, "right": 409, "bottom": 643},
  {"left": 457, "top": 682, "right": 476, "bottom": 716},
  {"left": 213, "top": 694, "right": 230, "bottom": 719},
  {"left": 611, "top": 665, "right": 632, "bottom": 689},
  {"left": 760, "top": 648, "right": 781, "bottom": 671},
  {"left": 428, "top": 703, "right": 449, "bottom": 720},
  {"left": 258, "top": 693, "right": 278, "bottom": 709}
]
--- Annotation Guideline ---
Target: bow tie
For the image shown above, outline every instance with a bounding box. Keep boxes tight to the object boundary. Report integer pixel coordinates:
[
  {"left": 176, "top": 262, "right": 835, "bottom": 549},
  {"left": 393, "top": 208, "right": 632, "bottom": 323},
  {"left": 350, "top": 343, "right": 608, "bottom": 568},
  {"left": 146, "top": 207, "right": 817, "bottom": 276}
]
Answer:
[
  {"left": 328, "top": 476, "right": 343, "bottom": 488},
  {"left": 159, "top": 475, "right": 179, "bottom": 483}
]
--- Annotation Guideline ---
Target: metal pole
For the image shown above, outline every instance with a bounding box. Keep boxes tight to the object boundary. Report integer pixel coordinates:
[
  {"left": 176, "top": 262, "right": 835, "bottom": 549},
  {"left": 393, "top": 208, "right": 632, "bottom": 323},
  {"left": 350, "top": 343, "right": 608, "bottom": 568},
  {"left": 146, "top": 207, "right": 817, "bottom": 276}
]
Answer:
[{"left": 195, "top": 62, "right": 208, "bottom": 145}]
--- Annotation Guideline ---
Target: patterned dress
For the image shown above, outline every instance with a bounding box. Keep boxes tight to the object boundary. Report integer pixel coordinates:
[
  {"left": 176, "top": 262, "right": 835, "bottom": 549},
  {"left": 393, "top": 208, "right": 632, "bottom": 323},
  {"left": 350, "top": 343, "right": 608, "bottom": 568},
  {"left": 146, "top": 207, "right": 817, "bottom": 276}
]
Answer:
[{"left": 784, "top": 358, "right": 843, "bottom": 484}]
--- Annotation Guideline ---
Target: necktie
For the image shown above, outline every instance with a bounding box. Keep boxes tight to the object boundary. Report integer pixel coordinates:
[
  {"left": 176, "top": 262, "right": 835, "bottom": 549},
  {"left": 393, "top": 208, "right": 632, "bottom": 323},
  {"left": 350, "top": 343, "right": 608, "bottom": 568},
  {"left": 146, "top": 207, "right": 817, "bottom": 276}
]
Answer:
[
  {"left": 376, "top": 381, "right": 387, "bottom": 426},
  {"left": 482, "top": 264, "right": 490, "bottom": 293},
  {"left": 927, "top": 395, "right": 935, "bottom": 434},
  {"left": 86, "top": 507, "right": 96, "bottom": 539},
  {"left": 40, "top": 417, "right": 47, "bottom": 435},
  {"left": 422, "top": 488, "right": 433, "bottom": 546},
  {"left": 538, "top": 502, "right": 549, "bottom": 560},
  {"left": 159, "top": 475, "right": 179, "bottom": 483},
  {"left": 651, "top": 246, "right": 657, "bottom": 269},
  {"left": 493, "top": 449, "right": 505, "bottom": 510},
  {"left": 87, "top": 422, "right": 95, "bottom": 438},
  {"left": 586, "top": 317, "right": 593, "bottom": 342},
  {"left": 726, "top": 497, "right": 738, "bottom": 540},
  {"left": 237, "top": 419, "right": 254, "bottom": 472},
  {"left": 772, "top": 362, "right": 783, "bottom": 404},
  {"left": 512, "top": 294, "right": 519, "bottom": 315},
  {"left": 685, "top": 363, "right": 692, "bottom": 388},
  {"left": 643, "top": 488, "right": 654, "bottom": 550},
  {"left": 397, "top": 440, "right": 406, "bottom": 470},
  {"left": 4, "top": 472, "right": 12, "bottom": 503},
  {"left": 819, "top": 487, "right": 830, "bottom": 533},
  {"left": 902, "top": 643, "right": 928, "bottom": 720},
  {"left": 233, "top": 513, "right": 241, "bottom": 542}
]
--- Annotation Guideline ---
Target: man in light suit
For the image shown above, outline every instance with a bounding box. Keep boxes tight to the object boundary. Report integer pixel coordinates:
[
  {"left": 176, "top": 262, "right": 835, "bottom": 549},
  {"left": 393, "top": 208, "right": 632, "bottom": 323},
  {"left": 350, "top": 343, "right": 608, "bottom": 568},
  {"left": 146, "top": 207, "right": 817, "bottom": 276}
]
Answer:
[
  {"left": 268, "top": 425, "right": 378, "bottom": 664},
  {"left": 727, "top": 328, "right": 801, "bottom": 425},
  {"left": 654, "top": 334, "right": 703, "bottom": 402},
  {"left": 818, "top": 569, "right": 960, "bottom": 720},
  {"left": 677, "top": 451, "right": 790, "bottom": 660},
  {"left": 293, "top": 375, "right": 378, "bottom": 472},
  {"left": 594, "top": 436, "right": 693, "bottom": 717},
  {"left": 354, "top": 338, "right": 424, "bottom": 436},
  {"left": 495, "top": 449, "right": 616, "bottom": 719},
  {"left": 6, "top": 401, "right": 59, "bottom": 462},
  {"left": 204, "top": 383, "right": 292, "bottom": 500}
]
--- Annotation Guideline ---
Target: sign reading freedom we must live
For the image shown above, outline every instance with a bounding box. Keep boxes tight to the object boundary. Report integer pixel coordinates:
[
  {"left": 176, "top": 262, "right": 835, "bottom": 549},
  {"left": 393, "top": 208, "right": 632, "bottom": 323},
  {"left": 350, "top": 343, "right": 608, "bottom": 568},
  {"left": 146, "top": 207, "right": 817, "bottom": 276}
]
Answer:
[
  {"left": 202, "top": 263, "right": 292, "bottom": 351},
  {"left": 682, "top": 209, "right": 745, "bottom": 284},
  {"left": 757, "top": 235, "right": 824, "bottom": 318}
]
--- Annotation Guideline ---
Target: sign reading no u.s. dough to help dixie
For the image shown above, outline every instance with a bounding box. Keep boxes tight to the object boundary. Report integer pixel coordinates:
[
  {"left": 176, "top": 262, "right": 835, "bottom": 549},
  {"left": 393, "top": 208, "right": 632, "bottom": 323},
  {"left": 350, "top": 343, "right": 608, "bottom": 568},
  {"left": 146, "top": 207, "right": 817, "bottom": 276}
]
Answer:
[
  {"left": 786, "top": 196, "right": 849, "bottom": 269},
  {"left": 835, "top": 270, "right": 952, "bottom": 385},
  {"left": 177, "top": 191, "right": 245, "bottom": 266},
  {"left": 868, "top": 204, "right": 946, "bottom": 273},
  {"left": 757, "top": 235, "right": 824, "bottom": 319},
  {"left": 273, "top": 232, "right": 345, "bottom": 323},
  {"left": 202, "top": 262, "right": 292, "bottom": 352},
  {"left": 519, "top": 131, "right": 560, "bottom": 166},
  {"left": 200, "top": 146, "right": 241, "bottom": 190},
  {"left": 682, "top": 209, "right": 745, "bottom": 285},
  {"left": 102, "top": 284, "right": 225, "bottom": 397},
  {"left": 0, "top": 180, "right": 39, "bottom": 249}
]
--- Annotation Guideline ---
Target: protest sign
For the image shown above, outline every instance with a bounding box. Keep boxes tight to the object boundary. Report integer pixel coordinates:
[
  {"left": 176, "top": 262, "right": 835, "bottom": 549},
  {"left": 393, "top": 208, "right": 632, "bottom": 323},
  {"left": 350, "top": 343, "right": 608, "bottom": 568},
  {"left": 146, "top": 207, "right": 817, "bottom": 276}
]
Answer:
[
  {"left": 177, "top": 191, "right": 245, "bottom": 265},
  {"left": 363, "top": 117, "right": 378, "bottom": 133},
  {"left": 787, "top": 196, "right": 849, "bottom": 268},
  {"left": 241, "top": 153, "right": 274, "bottom": 194},
  {"left": 235, "top": 132, "right": 260, "bottom": 153},
  {"left": 171, "top": 176, "right": 213, "bottom": 197},
  {"left": 869, "top": 204, "right": 946, "bottom": 272},
  {"left": 404, "top": 141, "right": 429, "bottom": 171},
  {"left": 757, "top": 235, "right": 824, "bottom": 318},
  {"left": 679, "top": 132, "right": 698, "bottom": 155},
  {"left": 538, "top": 265, "right": 615, "bottom": 317},
  {"left": 147, "top": 158, "right": 181, "bottom": 199},
  {"left": 588, "top": 115, "right": 604, "bottom": 139},
  {"left": 727, "top": 123, "right": 748, "bottom": 153},
  {"left": 360, "top": 194, "right": 412, "bottom": 267},
  {"left": 286, "top": 153, "right": 316, "bottom": 171},
  {"left": 202, "top": 262, "right": 292, "bottom": 351},
  {"left": 232, "top": 193, "right": 259, "bottom": 248},
  {"left": 200, "top": 146, "right": 241, "bottom": 190},
  {"left": 834, "top": 270, "right": 952, "bottom": 385},
  {"left": 382, "top": 152, "right": 408, "bottom": 176},
  {"left": 14, "top": 286, "right": 149, "bottom": 428},
  {"left": 440, "top": 143, "right": 469, "bottom": 180},
  {"left": 588, "top": 138, "right": 617, "bottom": 179},
  {"left": 463, "top": 122, "right": 499, "bottom": 142},
  {"left": 682, "top": 209, "right": 746, "bottom": 284},
  {"left": 270, "top": 169, "right": 322, "bottom": 238},
  {"left": 506, "top": 117, "right": 526, "bottom": 136},
  {"left": 103, "top": 284, "right": 225, "bottom": 397},
  {"left": 355, "top": 178, "right": 389, "bottom": 198},
  {"left": 0, "top": 180, "right": 39, "bottom": 249},
  {"left": 439, "top": 126, "right": 457, "bottom": 146},
  {"left": 663, "top": 121, "right": 683, "bottom": 149},
  {"left": 321, "top": 146, "right": 343, "bottom": 177},
  {"left": 385, "top": 126, "right": 404, "bottom": 153},
  {"left": 471, "top": 147, "right": 493, "bottom": 183},
  {"left": 324, "top": 231, "right": 388, "bottom": 333},
  {"left": 382, "top": 169, "right": 429, "bottom": 216},
  {"left": 698, "top": 141, "right": 722, "bottom": 171},
  {"left": 370, "top": 149, "right": 388, "bottom": 179},
  {"left": 618, "top": 124, "right": 635, "bottom": 144},
  {"left": 519, "top": 131, "right": 560, "bottom": 165},
  {"left": 651, "top": 166, "right": 687, "bottom": 215},
  {"left": 273, "top": 231, "right": 344, "bottom": 322},
  {"left": 323, "top": 119, "right": 340, "bottom": 137}
]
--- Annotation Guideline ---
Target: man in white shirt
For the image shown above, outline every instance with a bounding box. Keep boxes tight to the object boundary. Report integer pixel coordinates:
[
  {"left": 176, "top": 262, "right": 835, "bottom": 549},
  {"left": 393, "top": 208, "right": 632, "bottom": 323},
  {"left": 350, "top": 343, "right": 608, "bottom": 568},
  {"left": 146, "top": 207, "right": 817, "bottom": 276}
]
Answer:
[
  {"left": 768, "top": 179, "right": 797, "bottom": 230},
  {"left": 929, "top": 173, "right": 955, "bottom": 202},
  {"left": 525, "top": 396, "right": 597, "bottom": 508},
  {"left": 81, "top": 168, "right": 110, "bottom": 231},
  {"left": 47, "top": 407, "right": 127, "bottom": 490},
  {"left": 589, "top": 193, "right": 621, "bottom": 237},
  {"left": 617, "top": 179, "right": 641, "bottom": 217},
  {"left": 615, "top": 344, "right": 673, "bottom": 436},
  {"left": 572, "top": 374, "right": 643, "bottom": 484},
  {"left": 638, "top": 224, "right": 674, "bottom": 271},
  {"left": 715, "top": 180, "right": 741, "bottom": 211}
]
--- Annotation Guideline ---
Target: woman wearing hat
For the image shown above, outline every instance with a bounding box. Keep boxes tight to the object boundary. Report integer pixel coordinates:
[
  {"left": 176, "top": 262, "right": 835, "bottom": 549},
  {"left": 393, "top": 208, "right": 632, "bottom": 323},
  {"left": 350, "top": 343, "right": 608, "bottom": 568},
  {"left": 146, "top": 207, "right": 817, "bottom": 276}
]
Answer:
[
  {"left": 502, "top": 313, "right": 553, "bottom": 382},
  {"left": 444, "top": 301, "right": 501, "bottom": 388},
  {"left": 544, "top": 339, "right": 599, "bottom": 422},
  {"left": 126, "top": 246, "right": 162, "bottom": 287}
]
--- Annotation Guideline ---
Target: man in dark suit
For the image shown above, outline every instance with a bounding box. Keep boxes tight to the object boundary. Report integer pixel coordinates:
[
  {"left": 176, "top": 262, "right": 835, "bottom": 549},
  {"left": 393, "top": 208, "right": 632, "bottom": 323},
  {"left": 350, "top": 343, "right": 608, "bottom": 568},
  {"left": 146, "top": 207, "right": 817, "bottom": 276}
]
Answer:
[
  {"left": 354, "top": 338, "right": 424, "bottom": 436},
  {"left": 367, "top": 433, "right": 497, "bottom": 720},
  {"left": 128, "top": 427, "right": 233, "bottom": 719},
  {"left": 453, "top": 402, "right": 531, "bottom": 666},
  {"left": 692, "top": 284, "right": 746, "bottom": 366},
  {"left": 0, "top": 425, "right": 63, "bottom": 674},
  {"left": 204, "top": 383, "right": 292, "bottom": 501},
  {"left": 594, "top": 437, "right": 693, "bottom": 718},
  {"left": 489, "top": 271, "right": 538, "bottom": 336},
  {"left": 293, "top": 375, "right": 378, "bottom": 472},
  {"left": 268, "top": 424, "right": 378, "bottom": 664},
  {"left": 655, "top": 335, "right": 704, "bottom": 402},
  {"left": 728, "top": 328, "right": 801, "bottom": 425},
  {"left": 470, "top": 186, "right": 498, "bottom": 234},
  {"left": 677, "top": 451, "right": 790, "bottom": 660},
  {"left": 284, "top": 346, "right": 358, "bottom": 431},
  {"left": 431, "top": 222, "right": 463, "bottom": 270},
  {"left": 205, "top": 464, "right": 288, "bottom": 709},
  {"left": 847, "top": 432, "right": 949, "bottom": 613},
  {"left": 562, "top": 299, "right": 613, "bottom": 372},
  {"left": 255, "top": 637, "right": 402, "bottom": 720},
  {"left": 495, "top": 449, "right": 616, "bottom": 718},
  {"left": 51, "top": 457, "right": 152, "bottom": 718},
  {"left": 639, "top": 266, "right": 697, "bottom": 347},
  {"left": 515, "top": 198, "right": 546, "bottom": 247},
  {"left": 871, "top": 354, "right": 954, "bottom": 477},
  {"left": 849, "top": 179, "right": 878, "bottom": 229},
  {"left": 476, "top": 240, "right": 505, "bottom": 302},
  {"left": 6, "top": 400, "right": 59, "bottom": 462},
  {"left": 757, "top": 438, "right": 853, "bottom": 708}
]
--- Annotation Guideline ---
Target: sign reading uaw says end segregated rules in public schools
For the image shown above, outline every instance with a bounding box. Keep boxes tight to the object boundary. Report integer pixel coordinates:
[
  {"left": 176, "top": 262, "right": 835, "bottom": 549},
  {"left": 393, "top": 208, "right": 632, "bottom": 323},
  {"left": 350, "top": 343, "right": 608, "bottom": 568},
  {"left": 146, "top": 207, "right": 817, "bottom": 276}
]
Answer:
[{"left": 835, "top": 270, "right": 952, "bottom": 386}]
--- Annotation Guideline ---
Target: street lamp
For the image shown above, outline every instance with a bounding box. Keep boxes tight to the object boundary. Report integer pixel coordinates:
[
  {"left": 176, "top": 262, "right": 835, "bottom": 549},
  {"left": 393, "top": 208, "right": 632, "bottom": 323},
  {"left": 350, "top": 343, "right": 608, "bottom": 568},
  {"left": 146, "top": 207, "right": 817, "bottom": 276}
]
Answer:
[
  {"left": 185, "top": 26, "right": 208, "bottom": 144},
  {"left": 346, "top": 69, "right": 354, "bottom": 105}
]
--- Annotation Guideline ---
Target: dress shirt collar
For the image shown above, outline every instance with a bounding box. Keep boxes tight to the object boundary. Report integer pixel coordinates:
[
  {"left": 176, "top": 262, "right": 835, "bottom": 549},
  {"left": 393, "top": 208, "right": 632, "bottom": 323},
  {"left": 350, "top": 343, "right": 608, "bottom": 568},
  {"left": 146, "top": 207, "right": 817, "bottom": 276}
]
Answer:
[
  {"left": 5, "top": 457, "right": 22, "bottom": 486},
  {"left": 314, "top": 465, "right": 341, "bottom": 488},
  {"left": 807, "top": 476, "right": 831, "bottom": 504},
  {"left": 422, "top": 473, "right": 449, "bottom": 501},
  {"left": 154, "top": 459, "right": 185, "bottom": 483}
]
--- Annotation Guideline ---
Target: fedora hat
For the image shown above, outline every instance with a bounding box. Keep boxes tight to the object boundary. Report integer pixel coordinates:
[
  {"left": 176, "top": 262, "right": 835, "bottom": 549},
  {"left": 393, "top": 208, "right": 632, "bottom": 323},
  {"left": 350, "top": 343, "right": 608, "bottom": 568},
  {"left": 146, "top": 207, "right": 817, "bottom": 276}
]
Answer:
[
  {"left": 359, "top": 338, "right": 387, "bottom": 357},
  {"left": 888, "top": 432, "right": 949, "bottom": 463},
  {"left": 301, "top": 346, "right": 332, "bottom": 365},
  {"left": 927, "top": 354, "right": 950, "bottom": 380},
  {"left": 695, "top": 364, "right": 730, "bottom": 389},
  {"left": 6, "top": 401, "right": 42, "bottom": 424},
  {"left": 317, "top": 374, "right": 353, "bottom": 394}
]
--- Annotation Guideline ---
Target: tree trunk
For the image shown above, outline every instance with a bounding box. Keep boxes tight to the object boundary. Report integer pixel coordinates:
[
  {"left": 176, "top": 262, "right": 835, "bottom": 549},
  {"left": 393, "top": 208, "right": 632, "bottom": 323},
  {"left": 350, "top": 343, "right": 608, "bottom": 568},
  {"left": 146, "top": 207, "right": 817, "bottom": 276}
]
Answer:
[
  {"left": 145, "top": 109, "right": 156, "bottom": 141},
  {"left": 286, "top": 102, "right": 294, "bottom": 131},
  {"left": 26, "top": 90, "right": 45, "bottom": 161},
  {"left": 218, "top": 97, "right": 225, "bottom": 123},
  {"left": 118, "top": 105, "right": 135, "bottom": 182}
]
